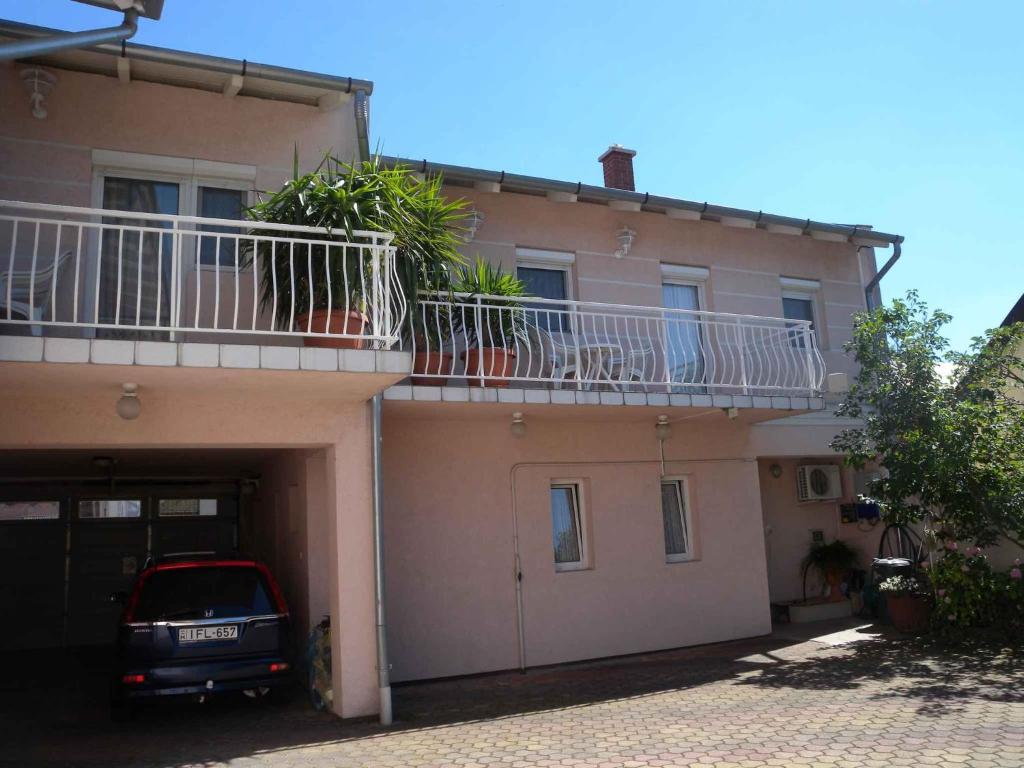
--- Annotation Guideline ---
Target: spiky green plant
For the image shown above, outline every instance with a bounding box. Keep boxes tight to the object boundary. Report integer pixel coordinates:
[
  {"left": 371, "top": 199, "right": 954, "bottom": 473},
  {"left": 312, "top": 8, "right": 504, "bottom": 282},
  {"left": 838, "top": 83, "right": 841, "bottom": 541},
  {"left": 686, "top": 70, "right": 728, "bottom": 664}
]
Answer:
[
  {"left": 452, "top": 257, "right": 527, "bottom": 349},
  {"left": 245, "top": 153, "right": 467, "bottom": 333}
]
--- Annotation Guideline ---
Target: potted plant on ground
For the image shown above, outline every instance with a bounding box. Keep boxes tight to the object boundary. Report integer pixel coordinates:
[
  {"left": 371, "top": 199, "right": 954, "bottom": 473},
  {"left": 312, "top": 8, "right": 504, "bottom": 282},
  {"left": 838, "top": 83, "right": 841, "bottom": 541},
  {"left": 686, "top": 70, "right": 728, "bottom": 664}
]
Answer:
[
  {"left": 802, "top": 539, "right": 859, "bottom": 603},
  {"left": 246, "top": 154, "right": 467, "bottom": 350},
  {"left": 878, "top": 574, "right": 930, "bottom": 633},
  {"left": 453, "top": 258, "right": 526, "bottom": 387}
]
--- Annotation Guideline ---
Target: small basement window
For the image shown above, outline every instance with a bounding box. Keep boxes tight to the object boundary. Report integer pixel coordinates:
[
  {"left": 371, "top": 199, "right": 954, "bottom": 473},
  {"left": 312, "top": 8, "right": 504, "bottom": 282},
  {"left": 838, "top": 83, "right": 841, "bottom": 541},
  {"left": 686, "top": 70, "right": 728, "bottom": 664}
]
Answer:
[
  {"left": 78, "top": 500, "right": 141, "bottom": 519},
  {"left": 550, "top": 482, "right": 588, "bottom": 571},
  {"left": 158, "top": 499, "right": 218, "bottom": 517},
  {"left": 0, "top": 501, "right": 60, "bottom": 521},
  {"left": 661, "top": 478, "right": 693, "bottom": 562}
]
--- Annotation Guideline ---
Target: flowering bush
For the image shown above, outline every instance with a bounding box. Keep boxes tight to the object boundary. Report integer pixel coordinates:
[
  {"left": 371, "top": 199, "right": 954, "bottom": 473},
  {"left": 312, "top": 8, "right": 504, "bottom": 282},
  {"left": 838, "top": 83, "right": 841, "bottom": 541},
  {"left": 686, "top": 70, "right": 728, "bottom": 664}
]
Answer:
[{"left": 928, "top": 543, "right": 1024, "bottom": 638}]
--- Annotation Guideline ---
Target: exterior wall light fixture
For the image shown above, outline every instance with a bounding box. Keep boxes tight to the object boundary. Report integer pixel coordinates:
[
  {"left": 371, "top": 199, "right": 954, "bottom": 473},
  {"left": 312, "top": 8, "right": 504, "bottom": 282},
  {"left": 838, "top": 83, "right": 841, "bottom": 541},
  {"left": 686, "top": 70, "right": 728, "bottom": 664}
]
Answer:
[
  {"left": 463, "top": 209, "right": 485, "bottom": 242},
  {"left": 116, "top": 382, "right": 141, "bottom": 420},
  {"left": 20, "top": 67, "right": 57, "bottom": 120},
  {"left": 769, "top": 463, "right": 783, "bottom": 479},
  {"left": 614, "top": 227, "right": 636, "bottom": 258},
  {"left": 510, "top": 411, "right": 526, "bottom": 438},
  {"left": 655, "top": 414, "right": 671, "bottom": 441}
]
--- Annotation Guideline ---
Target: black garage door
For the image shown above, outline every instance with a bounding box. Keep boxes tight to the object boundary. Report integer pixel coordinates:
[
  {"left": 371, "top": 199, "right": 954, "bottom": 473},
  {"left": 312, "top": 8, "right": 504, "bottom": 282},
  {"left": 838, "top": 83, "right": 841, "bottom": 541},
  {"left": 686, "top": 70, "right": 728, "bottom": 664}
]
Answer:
[{"left": 0, "top": 484, "right": 239, "bottom": 650}]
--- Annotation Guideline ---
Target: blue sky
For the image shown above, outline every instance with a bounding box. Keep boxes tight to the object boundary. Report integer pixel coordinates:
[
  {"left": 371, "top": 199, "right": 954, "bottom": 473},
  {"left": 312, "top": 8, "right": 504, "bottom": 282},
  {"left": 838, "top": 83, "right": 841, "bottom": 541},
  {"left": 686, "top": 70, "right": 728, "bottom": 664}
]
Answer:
[{"left": 5, "top": 1, "right": 1022, "bottom": 351}]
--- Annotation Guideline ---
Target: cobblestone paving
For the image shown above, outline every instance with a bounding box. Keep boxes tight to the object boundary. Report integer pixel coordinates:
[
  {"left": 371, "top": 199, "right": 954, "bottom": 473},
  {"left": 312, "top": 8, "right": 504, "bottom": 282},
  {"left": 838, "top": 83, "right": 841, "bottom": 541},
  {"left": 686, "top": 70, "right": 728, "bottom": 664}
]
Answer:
[{"left": 7, "top": 623, "right": 1023, "bottom": 767}]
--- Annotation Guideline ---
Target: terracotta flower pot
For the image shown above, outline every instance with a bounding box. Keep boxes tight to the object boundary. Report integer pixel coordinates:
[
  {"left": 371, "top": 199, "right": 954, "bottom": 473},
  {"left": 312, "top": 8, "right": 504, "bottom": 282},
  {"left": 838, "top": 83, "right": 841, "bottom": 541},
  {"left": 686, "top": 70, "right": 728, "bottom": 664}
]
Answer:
[
  {"left": 462, "top": 347, "right": 516, "bottom": 387},
  {"left": 296, "top": 309, "right": 367, "bottom": 349},
  {"left": 825, "top": 569, "right": 846, "bottom": 602},
  {"left": 412, "top": 351, "right": 453, "bottom": 386},
  {"left": 887, "top": 594, "right": 930, "bottom": 633}
]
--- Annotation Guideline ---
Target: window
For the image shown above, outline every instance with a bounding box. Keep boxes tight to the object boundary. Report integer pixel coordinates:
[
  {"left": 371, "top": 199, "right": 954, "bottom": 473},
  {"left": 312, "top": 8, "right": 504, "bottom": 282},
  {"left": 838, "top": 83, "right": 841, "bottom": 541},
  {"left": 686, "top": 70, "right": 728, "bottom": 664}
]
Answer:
[
  {"left": 516, "top": 248, "right": 573, "bottom": 333},
  {"left": 661, "top": 478, "right": 693, "bottom": 562},
  {"left": 78, "top": 500, "right": 141, "bottom": 519},
  {"left": 662, "top": 281, "right": 705, "bottom": 387},
  {"left": 0, "top": 501, "right": 60, "bottom": 521},
  {"left": 132, "top": 565, "right": 275, "bottom": 621},
  {"left": 550, "top": 483, "right": 587, "bottom": 571},
  {"left": 158, "top": 499, "right": 218, "bottom": 517},
  {"left": 780, "top": 277, "right": 820, "bottom": 349},
  {"left": 198, "top": 186, "right": 247, "bottom": 266},
  {"left": 100, "top": 176, "right": 180, "bottom": 327}
]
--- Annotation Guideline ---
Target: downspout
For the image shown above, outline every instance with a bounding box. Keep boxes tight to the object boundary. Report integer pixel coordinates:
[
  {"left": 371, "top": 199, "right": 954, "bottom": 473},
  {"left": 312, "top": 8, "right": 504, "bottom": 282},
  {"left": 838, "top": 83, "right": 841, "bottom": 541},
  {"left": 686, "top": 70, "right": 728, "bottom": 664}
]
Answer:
[
  {"left": 370, "top": 393, "right": 392, "bottom": 725},
  {"left": 0, "top": 9, "right": 138, "bottom": 61},
  {"left": 354, "top": 89, "right": 370, "bottom": 161},
  {"left": 863, "top": 236, "right": 903, "bottom": 310}
]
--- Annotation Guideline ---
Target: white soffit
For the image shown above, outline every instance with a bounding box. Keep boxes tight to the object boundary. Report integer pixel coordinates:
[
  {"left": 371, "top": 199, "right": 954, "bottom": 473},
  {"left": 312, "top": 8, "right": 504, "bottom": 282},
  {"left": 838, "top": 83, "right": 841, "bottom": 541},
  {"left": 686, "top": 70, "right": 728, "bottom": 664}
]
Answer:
[
  {"left": 516, "top": 247, "right": 575, "bottom": 265},
  {"left": 779, "top": 276, "right": 822, "bottom": 291},
  {"left": 764, "top": 222, "right": 804, "bottom": 236},
  {"left": 665, "top": 208, "right": 702, "bottom": 221},
  {"left": 661, "top": 263, "right": 710, "bottom": 281},
  {"left": 474, "top": 180, "right": 502, "bottom": 194},
  {"left": 546, "top": 190, "right": 577, "bottom": 203},
  {"left": 608, "top": 200, "right": 642, "bottom": 212}
]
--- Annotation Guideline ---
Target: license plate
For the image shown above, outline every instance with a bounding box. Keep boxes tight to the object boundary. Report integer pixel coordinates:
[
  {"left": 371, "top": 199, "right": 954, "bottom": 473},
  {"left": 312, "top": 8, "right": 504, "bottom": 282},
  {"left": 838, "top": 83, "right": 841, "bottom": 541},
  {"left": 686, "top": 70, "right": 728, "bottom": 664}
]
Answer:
[{"left": 178, "top": 625, "right": 239, "bottom": 643}]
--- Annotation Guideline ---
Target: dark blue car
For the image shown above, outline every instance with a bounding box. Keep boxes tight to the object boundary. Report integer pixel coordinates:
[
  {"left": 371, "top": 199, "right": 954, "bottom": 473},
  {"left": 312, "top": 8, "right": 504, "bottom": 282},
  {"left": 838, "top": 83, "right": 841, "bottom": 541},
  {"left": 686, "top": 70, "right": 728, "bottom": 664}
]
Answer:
[{"left": 111, "top": 556, "right": 291, "bottom": 714}]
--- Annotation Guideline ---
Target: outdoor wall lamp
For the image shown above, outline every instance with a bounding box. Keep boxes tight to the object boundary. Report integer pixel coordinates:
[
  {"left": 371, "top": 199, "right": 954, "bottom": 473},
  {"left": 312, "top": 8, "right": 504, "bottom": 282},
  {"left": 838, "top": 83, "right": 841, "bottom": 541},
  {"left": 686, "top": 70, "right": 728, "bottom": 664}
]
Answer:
[
  {"left": 463, "top": 209, "right": 485, "bottom": 242},
  {"left": 20, "top": 67, "right": 56, "bottom": 120},
  {"left": 116, "top": 382, "right": 141, "bottom": 420},
  {"left": 769, "top": 463, "right": 783, "bottom": 479},
  {"left": 723, "top": 406, "right": 739, "bottom": 420},
  {"left": 614, "top": 227, "right": 636, "bottom": 259},
  {"left": 655, "top": 414, "right": 671, "bottom": 441},
  {"left": 510, "top": 411, "right": 526, "bottom": 438}
]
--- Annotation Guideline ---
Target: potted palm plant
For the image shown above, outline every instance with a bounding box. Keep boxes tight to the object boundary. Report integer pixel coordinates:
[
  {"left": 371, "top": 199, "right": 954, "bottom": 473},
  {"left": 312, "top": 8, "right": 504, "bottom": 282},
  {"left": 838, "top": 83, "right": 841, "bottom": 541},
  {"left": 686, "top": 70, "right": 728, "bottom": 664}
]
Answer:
[
  {"left": 802, "top": 540, "right": 859, "bottom": 603},
  {"left": 453, "top": 258, "right": 527, "bottom": 387},
  {"left": 246, "top": 154, "right": 467, "bottom": 350}
]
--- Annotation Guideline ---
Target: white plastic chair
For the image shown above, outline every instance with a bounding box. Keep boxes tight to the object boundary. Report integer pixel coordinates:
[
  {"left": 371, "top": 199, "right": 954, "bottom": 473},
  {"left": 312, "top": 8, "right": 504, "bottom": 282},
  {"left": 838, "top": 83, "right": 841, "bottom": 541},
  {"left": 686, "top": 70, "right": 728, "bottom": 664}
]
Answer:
[{"left": 0, "top": 250, "right": 72, "bottom": 335}]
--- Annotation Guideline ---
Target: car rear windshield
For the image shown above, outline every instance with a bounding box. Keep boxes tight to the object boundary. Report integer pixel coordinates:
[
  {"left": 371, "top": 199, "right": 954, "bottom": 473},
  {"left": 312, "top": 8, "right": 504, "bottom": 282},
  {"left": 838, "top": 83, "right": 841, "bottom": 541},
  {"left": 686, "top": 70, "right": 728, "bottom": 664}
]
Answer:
[{"left": 134, "top": 566, "right": 275, "bottom": 621}]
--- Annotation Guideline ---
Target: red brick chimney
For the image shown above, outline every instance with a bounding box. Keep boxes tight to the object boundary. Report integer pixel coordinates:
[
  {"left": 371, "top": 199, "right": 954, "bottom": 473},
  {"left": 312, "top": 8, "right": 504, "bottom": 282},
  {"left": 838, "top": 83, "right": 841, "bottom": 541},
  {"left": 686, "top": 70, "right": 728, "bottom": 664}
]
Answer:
[{"left": 598, "top": 145, "right": 637, "bottom": 191}]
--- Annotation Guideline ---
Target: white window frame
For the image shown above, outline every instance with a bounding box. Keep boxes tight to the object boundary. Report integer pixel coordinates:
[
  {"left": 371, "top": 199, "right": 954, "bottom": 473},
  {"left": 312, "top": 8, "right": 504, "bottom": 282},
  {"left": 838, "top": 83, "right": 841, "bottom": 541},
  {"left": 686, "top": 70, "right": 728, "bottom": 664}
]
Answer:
[
  {"left": 515, "top": 248, "right": 575, "bottom": 301},
  {"left": 780, "top": 277, "right": 821, "bottom": 348},
  {"left": 90, "top": 151, "right": 256, "bottom": 273},
  {"left": 661, "top": 475, "right": 695, "bottom": 563},
  {"left": 550, "top": 479, "right": 589, "bottom": 572}
]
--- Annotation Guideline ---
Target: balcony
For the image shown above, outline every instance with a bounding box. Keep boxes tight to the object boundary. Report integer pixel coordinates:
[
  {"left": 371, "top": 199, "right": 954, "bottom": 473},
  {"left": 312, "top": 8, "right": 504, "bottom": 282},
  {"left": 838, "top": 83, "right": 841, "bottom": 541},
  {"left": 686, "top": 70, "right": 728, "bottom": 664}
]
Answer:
[
  {"left": 0, "top": 200, "right": 403, "bottom": 344},
  {"left": 391, "top": 292, "right": 827, "bottom": 409},
  {"left": 0, "top": 200, "right": 411, "bottom": 385}
]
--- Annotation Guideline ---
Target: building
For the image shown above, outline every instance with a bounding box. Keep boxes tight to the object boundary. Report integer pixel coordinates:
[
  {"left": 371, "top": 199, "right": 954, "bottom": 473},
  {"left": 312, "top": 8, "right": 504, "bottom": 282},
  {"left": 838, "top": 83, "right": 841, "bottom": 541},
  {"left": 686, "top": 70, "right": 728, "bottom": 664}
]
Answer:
[{"left": 0, "top": 18, "right": 903, "bottom": 720}]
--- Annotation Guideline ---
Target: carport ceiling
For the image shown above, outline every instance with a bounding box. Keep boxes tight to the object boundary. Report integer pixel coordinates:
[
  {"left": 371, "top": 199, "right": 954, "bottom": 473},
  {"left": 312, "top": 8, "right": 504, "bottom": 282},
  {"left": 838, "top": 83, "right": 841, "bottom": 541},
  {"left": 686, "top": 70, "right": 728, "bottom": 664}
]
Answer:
[{"left": 0, "top": 448, "right": 286, "bottom": 479}]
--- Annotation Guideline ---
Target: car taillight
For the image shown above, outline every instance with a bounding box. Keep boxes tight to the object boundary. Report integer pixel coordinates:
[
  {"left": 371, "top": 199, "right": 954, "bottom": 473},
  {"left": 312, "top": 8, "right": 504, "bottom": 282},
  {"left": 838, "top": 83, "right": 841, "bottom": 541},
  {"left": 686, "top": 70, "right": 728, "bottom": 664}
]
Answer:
[
  {"left": 122, "top": 567, "right": 155, "bottom": 623},
  {"left": 122, "top": 674, "right": 145, "bottom": 684},
  {"left": 255, "top": 562, "right": 290, "bottom": 615},
  {"left": 269, "top": 662, "right": 289, "bottom": 673}
]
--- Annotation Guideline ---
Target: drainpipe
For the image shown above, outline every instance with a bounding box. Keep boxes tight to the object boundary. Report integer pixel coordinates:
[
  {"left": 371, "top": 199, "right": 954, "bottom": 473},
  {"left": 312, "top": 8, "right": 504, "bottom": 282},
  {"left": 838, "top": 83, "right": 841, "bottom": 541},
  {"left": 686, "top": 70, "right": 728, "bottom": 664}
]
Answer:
[
  {"left": 354, "top": 89, "right": 370, "bottom": 161},
  {"left": 0, "top": 9, "right": 138, "bottom": 61},
  {"left": 863, "top": 237, "right": 903, "bottom": 310},
  {"left": 370, "top": 393, "right": 392, "bottom": 725}
]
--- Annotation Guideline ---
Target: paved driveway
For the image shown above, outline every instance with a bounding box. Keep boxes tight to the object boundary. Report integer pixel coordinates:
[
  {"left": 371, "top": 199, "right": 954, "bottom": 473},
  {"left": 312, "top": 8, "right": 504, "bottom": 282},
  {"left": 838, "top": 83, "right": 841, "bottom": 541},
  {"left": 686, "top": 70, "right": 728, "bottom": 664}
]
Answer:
[{"left": 5, "top": 621, "right": 1023, "bottom": 767}]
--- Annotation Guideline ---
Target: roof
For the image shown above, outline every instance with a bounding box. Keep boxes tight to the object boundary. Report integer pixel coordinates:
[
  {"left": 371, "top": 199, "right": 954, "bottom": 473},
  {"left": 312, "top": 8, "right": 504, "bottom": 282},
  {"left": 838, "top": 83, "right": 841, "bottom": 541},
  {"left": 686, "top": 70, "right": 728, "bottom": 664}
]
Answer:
[
  {"left": 0, "top": 19, "right": 372, "bottom": 106},
  {"left": 384, "top": 154, "right": 903, "bottom": 248},
  {"left": 1002, "top": 293, "right": 1024, "bottom": 327}
]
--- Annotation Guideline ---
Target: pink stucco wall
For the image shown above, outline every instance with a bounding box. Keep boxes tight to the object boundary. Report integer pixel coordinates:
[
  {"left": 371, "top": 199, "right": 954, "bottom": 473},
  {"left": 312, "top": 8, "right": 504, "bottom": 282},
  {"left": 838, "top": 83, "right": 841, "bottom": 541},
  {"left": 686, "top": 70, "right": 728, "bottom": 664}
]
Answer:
[
  {"left": 0, "top": 62, "right": 356, "bottom": 207},
  {"left": 449, "top": 185, "right": 878, "bottom": 379},
  {"left": 382, "top": 411, "right": 772, "bottom": 682}
]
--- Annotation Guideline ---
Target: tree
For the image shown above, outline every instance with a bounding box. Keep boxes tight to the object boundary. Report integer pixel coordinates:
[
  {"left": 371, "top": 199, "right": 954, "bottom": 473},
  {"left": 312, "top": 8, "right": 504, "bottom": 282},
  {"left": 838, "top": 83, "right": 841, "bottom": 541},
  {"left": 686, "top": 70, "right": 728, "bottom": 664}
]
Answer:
[{"left": 832, "top": 291, "right": 1024, "bottom": 548}]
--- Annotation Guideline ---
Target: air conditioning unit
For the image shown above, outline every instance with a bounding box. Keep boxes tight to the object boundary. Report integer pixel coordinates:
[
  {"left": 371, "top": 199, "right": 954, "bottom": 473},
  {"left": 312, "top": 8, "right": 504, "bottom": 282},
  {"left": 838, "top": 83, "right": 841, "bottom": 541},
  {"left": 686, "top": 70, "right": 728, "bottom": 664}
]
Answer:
[{"left": 797, "top": 464, "right": 842, "bottom": 502}]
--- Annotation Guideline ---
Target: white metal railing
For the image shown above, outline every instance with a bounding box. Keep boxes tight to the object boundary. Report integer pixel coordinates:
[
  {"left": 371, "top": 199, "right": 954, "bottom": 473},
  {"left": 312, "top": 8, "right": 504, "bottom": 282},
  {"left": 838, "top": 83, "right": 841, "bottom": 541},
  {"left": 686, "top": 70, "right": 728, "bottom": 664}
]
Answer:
[
  {"left": 408, "top": 292, "right": 826, "bottom": 395},
  {"left": 0, "top": 200, "right": 404, "bottom": 348}
]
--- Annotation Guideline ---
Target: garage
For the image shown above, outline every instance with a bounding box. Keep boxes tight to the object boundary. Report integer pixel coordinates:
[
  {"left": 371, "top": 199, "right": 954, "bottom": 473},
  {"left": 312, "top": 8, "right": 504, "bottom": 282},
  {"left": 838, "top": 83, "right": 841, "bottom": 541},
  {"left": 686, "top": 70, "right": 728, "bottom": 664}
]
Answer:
[{"left": 0, "top": 448, "right": 330, "bottom": 720}]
